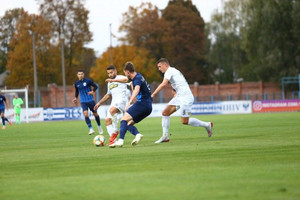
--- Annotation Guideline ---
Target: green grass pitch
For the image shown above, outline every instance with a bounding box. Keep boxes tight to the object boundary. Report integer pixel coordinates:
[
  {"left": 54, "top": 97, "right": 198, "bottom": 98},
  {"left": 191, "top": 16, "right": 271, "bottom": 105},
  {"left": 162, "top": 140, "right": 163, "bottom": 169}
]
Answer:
[{"left": 1, "top": 112, "right": 300, "bottom": 200}]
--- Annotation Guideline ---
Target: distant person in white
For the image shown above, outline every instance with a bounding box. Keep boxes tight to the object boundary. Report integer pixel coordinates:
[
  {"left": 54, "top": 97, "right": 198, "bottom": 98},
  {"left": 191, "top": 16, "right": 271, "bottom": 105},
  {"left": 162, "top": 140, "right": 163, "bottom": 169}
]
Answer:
[
  {"left": 151, "top": 58, "right": 213, "bottom": 144},
  {"left": 94, "top": 65, "right": 129, "bottom": 144}
]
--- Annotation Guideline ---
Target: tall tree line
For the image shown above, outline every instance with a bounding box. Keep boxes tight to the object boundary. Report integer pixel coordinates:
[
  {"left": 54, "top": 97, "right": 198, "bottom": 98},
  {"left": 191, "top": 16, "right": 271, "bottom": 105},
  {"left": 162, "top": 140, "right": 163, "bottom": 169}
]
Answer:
[
  {"left": 207, "top": 0, "right": 300, "bottom": 84},
  {"left": 0, "top": 0, "right": 95, "bottom": 88},
  {"left": 1, "top": 0, "right": 299, "bottom": 88},
  {"left": 92, "top": 0, "right": 208, "bottom": 84}
]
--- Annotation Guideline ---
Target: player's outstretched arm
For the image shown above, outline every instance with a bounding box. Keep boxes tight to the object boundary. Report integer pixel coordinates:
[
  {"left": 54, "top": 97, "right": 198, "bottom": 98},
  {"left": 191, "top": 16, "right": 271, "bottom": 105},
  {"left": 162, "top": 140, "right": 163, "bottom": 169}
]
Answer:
[
  {"left": 105, "top": 77, "right": 129, "bottom": 83},
  {"left": 125, "top": 85, "right": 140, "bottom": 111},
  {"left": 151, "top": 78, "right": 169, "bottom": 98},
  {"left": 94, "top": 94, "right": 111, "bottom": 110}
]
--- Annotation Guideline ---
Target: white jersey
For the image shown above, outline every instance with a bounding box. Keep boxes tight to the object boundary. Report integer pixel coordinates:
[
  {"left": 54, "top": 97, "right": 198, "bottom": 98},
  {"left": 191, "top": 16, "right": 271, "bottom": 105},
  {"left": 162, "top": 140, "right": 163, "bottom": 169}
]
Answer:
[
  {"left": 107, "top": 75, "right": 128, "bottom": 103},
  {"left": 164, "top": 67, "right": 193, "bottom": 98}
]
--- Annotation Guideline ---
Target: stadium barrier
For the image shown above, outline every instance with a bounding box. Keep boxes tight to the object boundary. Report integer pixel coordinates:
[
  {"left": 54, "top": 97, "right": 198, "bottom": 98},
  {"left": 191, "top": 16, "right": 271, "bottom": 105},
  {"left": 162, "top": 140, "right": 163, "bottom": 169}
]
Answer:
[
  {"left": 192, "top": 100, "right": 252, "bottom": 115},
  {"left": 43, "top": 105, "right": 180, "bottom": 121},
  {"left": 6, "top": 99, "right": 298, "bottom": 123},
  {"left": 252, "top": 99, "right": 300, "bottom": 112},
  {"left": 6, "top": 108, "right": 44, "bottom": 123},
  {"left": 42, "top": 100, "right": 252, "bottom": 121}
]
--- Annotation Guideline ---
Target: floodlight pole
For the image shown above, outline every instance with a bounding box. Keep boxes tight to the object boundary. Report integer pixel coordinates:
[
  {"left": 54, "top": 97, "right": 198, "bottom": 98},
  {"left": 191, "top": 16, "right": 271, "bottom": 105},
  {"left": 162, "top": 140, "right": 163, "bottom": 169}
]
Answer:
[
  {"left": 61, "top": 24, "right": 67, "bottom": 107},
  {"left": 32, "top": 32, "right": 38, "bottom": 107}
]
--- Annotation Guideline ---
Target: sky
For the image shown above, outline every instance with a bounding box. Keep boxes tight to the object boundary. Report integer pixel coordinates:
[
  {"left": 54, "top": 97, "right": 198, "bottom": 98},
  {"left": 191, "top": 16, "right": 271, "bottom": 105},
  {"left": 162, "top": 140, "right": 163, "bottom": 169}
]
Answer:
[{"left": 0, "top": 0, "right": 224, "bottom": 56}]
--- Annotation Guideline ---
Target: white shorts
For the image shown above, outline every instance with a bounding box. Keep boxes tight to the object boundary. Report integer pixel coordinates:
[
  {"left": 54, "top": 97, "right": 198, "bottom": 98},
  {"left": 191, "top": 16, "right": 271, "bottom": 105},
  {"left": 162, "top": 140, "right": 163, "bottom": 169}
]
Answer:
[
  {"left": 107, "top": 100, "right": 127, "bottom": 118},
  {"left": 168, "top": 95, "right": 194, "bottom": 117}
]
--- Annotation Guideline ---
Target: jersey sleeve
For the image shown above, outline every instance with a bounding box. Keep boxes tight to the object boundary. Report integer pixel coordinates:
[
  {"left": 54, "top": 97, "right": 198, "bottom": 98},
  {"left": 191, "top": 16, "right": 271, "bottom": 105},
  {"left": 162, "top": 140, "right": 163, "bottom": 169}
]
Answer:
[
  {"left": 74, "top": 83, "right": 79, "bottom": 98},
  {"left": 133, "top": 75, "right": 142, "bottom": 87},
  {"left": 164, "top": 68, "right": 172, "bottom": 80},
  {"left": 88, "top": 79, "right": 98, "bottom": 91}
]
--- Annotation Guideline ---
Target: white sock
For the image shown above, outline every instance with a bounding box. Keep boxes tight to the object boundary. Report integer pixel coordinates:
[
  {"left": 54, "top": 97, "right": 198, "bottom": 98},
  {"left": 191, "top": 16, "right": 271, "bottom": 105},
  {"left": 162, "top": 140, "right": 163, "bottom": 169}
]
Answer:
[
  {"left": 188, "top": 118, "right": 209, "bottom": 127},
  {"left": 106, "top": 124, "right": 114, "bottom": 136},
  {"left": 98, "top": 126, "right": 103, "bottom": 134},
  {"left": 112, "top": 113, "right": 120, "bottom": 132},
  {"left": 162, "top": 116, "right": 170, "bottom": 137}
]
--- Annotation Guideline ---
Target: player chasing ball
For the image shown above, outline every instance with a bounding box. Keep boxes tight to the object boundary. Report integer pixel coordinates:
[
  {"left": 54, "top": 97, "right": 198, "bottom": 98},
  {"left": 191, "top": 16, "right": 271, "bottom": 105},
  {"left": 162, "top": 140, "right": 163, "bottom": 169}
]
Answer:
[
  {"left": 151, "top": 58, "right": 213, "bottom": 143},
  {"left": 72, "top": 70, "right": 103, "bottom": 135},
  {"left": 108, "top": 61, "right": 152, "bottom": 148},
  {"left": 94, "top": 65, "right": 132, "bottom": 145}
]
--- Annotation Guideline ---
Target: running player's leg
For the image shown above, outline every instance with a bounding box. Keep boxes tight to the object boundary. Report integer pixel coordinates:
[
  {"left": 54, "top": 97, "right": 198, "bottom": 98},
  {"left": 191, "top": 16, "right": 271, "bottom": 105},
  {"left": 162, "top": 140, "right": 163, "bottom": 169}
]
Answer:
[
  {"left": 15, "top": 108, "right": 21, "bottom": 124},
  {"left": 81, "top": 103, "right": 94, "bottom": 134},
  {"left": 1, "top": 111, "right": 5, "bottom": 129},
  {"left": 106, "top": 106, "right": 120, "bottom": 142},
  {"left": 109, "top": 102, "right": 152, "bottom": 147},
  {"left": 181, "top": 105, "right": 213, "bottom": 137},
  {"left": 154, "top": 105, "right": 177, "bottom": 143},
  {"left": 109, "top": 112, "right": 132, "bottom": 147},
  {"left": 89, "top": 101, "right": 103, "bottom": 134}
]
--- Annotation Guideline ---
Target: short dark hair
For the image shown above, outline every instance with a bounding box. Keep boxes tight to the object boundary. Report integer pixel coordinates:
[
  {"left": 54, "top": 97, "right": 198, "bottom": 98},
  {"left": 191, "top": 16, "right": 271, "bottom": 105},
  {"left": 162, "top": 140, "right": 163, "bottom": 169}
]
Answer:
[
  {"left": 77, "top": 69, "right": 85, "bottom": 73},
  {"left": 123, "top": 61, "right": 135, "bottom": 73},
  {"left": 156, "top": 58, "right": 169, "bottom": 65},
  {"left": 106, "top": 65, "right": 116, "bottom": 70}
]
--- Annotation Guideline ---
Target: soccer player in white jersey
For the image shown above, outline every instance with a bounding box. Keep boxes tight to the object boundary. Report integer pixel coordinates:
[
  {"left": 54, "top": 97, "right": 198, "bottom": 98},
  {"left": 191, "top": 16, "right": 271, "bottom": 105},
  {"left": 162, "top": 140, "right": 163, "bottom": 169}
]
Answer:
[
  {"left": 94, "top": 65, "right": 129, "bottom": 144},
  {"left": 151, "top": 58, "right": 213, "bottom": 143}
]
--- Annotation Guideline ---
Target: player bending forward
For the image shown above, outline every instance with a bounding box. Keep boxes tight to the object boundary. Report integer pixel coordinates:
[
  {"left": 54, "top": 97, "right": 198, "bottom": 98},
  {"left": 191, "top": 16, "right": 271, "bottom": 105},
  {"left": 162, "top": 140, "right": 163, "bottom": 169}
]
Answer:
[
  {"left": 151, "top": 58, "right": 213, "bottom": 143},
  {"left": 94, "top": 65, "right": 131, "bottom": 145},
  {"left": 109, "top": 61, "right": 152, "bottom": 148}
]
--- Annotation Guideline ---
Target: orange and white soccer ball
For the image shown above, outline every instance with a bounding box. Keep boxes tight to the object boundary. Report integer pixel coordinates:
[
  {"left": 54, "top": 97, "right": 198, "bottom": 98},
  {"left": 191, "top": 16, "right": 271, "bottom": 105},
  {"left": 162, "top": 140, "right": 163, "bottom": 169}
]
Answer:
[{"left": 93, "top": 135, "right": 105, "bottom": 147}]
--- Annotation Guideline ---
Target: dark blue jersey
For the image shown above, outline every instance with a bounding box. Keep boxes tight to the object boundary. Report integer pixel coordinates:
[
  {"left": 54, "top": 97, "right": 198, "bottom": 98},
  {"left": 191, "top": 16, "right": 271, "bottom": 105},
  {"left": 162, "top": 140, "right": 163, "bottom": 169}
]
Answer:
[
  {"left": 0, "top": 95, "right": 6, "bottom": 109},
  {"left": 132, "top": 73, "right": 152, "bottom": 103},
  {"left": 74, "top": 78, "right": 98, "bottom": 103}
]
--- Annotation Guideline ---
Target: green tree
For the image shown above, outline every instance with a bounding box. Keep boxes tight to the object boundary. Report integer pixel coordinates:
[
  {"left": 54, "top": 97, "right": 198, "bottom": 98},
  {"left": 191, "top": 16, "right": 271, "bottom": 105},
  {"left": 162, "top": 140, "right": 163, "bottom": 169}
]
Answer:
[
  {"left": 207, "top": 0, "right": 249, "bottom": 83},
  {"left": 244, "top": 0, "right": 300, "bottom": 82}
]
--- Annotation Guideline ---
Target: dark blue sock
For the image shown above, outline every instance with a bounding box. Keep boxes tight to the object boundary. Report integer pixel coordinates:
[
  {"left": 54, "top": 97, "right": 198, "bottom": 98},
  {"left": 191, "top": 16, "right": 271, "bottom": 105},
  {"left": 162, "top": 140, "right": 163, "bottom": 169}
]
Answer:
[
  {"left": 95, "top": 115, "right": 101, "bottom": 126},
  {"left": 128, "top": 125, "right": 139, "bottom": 136},
  {"left": 1, "top": 117, "right": 4, "bottom": 125},
  {"left": 119, "top": 120, "right": 129, "bottom": 139},
  {"left": 85, "top": 117, "right": 92, "bottom": 129},
  {"left": 5, "top": 118, "right": 9, "bottom": 122}
]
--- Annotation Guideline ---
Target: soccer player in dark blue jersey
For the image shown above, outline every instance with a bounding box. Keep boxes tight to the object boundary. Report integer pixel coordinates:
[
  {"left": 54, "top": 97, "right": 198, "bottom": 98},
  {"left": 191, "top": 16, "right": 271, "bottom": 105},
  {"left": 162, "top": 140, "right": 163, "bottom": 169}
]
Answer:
[
  {"left": 72, "top": 70, "right": 103, "bottom": 135},
  {"left": 109, "top": 62, "right": 152, "bottom": 148},
  {"left": 0, "top": 90, "right": 12, "bottom": 130}
]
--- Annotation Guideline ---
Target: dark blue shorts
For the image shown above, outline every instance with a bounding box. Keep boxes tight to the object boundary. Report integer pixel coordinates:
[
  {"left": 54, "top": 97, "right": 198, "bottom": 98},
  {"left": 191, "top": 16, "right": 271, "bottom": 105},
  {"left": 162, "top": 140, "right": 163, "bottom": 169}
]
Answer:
[
  {"left": 0, "top": 108, "right": 4, "bottom": 114},
  {"left": 81, "top": 101, "right": 96, "bottom": 113},
  {"left": 127, "top": 101, "right": 152, "bottom": 123}
]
